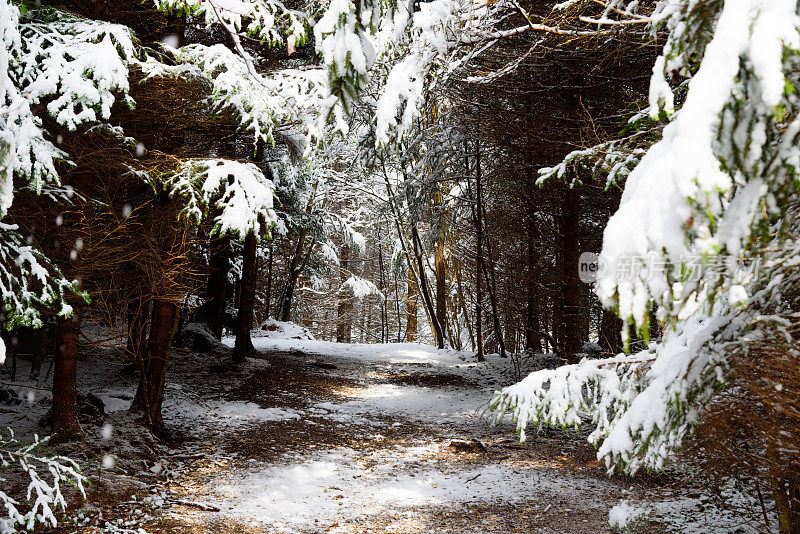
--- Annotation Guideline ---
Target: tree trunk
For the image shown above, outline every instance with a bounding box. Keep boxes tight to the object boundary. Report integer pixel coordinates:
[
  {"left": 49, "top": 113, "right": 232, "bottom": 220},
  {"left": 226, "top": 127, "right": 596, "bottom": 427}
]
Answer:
[
  {"left": 411, "top": 225, "right": 444, "bottom": 349},
  {"left": 280, "top": 181, "right": 318, "bottom": 322},
  {"left": 560, "top": 186, "right": 582, "bottom": 363},
  {"left": 525, "top": 221, "right": 542, "bottom": 352},
  {"left": 141, "top": 299, "right": 178, "bottom": 433},
  {"left": 52, "top": 305, "right": 83, "bottom": 441},
  {"left": 265, "top": 240, "right": 274, "bottom": 319},
  {"left": 378, "top": 241, "right": 388, "bottom": 343},
  {"left": 281, "top": 232, "right": 307, "bottom": 322},
  {"left": 234, "top": 231, "right": 257, "bottom": 361},
  {"left": 599, "top": 308, "right": 623, "bottom": 355},
  {"left": 455, "top": 261, "right": 474, "bottom": 351},
  {"left": 337, "top": 246, "right": 353, "bottom": 343},
  {"left": 434, "top": 186, "right": 448, "bottom": 345},
  {"left": 28, "top": 326, "right": 46, "bottom": 383},
  {"left": 468, "top": 139, "right": 485, "bottom": 361},
  {"left": 406, "top": 268, "right": 418, "bottom": 342},
  {"left": 203, "top": 235, "right": 230, "bottom": 339},
  {"left": 481, "top": 249, "right": 507, "bottom": 359},
  {"left": 768, "top": 439, "right": 800, "bottom": 534}
]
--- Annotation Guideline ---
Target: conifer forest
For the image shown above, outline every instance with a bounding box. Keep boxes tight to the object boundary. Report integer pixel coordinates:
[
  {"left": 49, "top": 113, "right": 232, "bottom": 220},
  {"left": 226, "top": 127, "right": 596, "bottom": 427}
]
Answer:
[{"left": 2, "top": 0, "right": 800, "bottom": 532}]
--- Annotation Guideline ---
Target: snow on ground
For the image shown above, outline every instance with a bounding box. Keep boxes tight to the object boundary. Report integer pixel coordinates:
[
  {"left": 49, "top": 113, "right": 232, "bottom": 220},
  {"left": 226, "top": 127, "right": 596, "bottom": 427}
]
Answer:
[
  {"left": 0, "top": 324, "right": 768, "bottom": 532},
  {"left": 240, "top": 336, "right": 475, "bottom": 366},
  {"left": 167, "top": 399, "right": 302, "bottom": 429},
  {"left": 310, "top": 384, "right": 490, "bottom": 425},
  {"left": 179, "top": 335, "right": 759, "bottom": 533},
  {"left": 255, "top": 319, "right": 316, "bottom": 340},
  {"left": 206, "top": 444, "right": 612, "bottom": 532}
]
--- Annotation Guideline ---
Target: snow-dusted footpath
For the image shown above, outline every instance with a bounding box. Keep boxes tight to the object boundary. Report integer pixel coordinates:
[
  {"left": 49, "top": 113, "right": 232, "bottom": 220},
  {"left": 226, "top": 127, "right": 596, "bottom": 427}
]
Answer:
[
  {"left": 0, "top": 323, "right": 757, "bottom": 533},
  {"left": 153, "top": 327, "right": 750, "bottom": 533}
]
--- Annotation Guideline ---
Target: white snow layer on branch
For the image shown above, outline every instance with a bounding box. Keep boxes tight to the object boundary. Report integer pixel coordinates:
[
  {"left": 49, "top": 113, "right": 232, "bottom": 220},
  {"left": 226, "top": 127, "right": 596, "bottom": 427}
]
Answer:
[
  {"left": 153, "top": 0, "right": 308, "bottom": 45},
  {"left": 319, "top": 241, "right": 340, "bottom": 265},
  {"left": 0, "top": 3, "right": 138, "bottom": 210},
  {"left": 536, "top": 139, "right": 647, "bottom": 188},
  {"left": 492, "top": 0, "right": 800, "bottom": 475},
  {"left": 597, "top": 0, "right": 800, "bottom": 332},
  {"left": 161, "top": 159, "right": 277, "bottom": 239},
  {"left": 314, "top": 0, "right": 496, "bottom": 141},
  {"left": 313, "top": 0, "right": 381, "bottom": 132},
  {"left": 0, "top": 222, "right": 76, "bottom": 328},
  {"left": 141, "top": 43, "right": 327, "bottom": 147},
  {"left": 491, "top": 309, "right": 731, "bottom": 474},
  {"left": 325, "top": 215, "right": 366, "bottom": 255},
  {"left": 343, "top": 275, "right": 383, "bottom": 300},
  {"left": 373, "top": 0, "right": 490, "bottom": 145},
  {"left": 0, "top": 430, "right": 87, "bottom": 533}
]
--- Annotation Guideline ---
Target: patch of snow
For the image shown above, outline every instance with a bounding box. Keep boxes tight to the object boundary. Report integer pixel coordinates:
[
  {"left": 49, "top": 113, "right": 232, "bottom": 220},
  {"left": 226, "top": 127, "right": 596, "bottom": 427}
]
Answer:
[
  {"left": 244, "top": 337, "right": 472, "bottom": 366},
  {"left": 608, "top": 500, "right": 648, "bottom": 531},
  {"left": 312, "top": 384, "right": 488, "bottom": 426},
  {"left": 254, "top": 319, "right": 315, "bottom": 340},
  {"left": 204, "top": 446, "right": 610, "bottom": 532},
  {"left": 165, "top": 399, "right": 302, "bottom": 431}
]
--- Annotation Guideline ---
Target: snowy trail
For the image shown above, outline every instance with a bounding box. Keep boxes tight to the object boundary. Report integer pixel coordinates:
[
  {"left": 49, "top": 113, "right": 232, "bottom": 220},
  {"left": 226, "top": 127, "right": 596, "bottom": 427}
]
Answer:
[
  {"left": 153, "top": 338, "right": 664, "bottom": 533},
  {"left": 0, "top": 331, "right": 751, "bottom": 533}
]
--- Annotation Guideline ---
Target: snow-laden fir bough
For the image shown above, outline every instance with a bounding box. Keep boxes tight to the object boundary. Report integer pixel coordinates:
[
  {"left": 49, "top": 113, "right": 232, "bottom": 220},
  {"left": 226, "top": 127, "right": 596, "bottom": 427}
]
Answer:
[{"left": 490, "top": 0, "right": 800, "bottom": 475}]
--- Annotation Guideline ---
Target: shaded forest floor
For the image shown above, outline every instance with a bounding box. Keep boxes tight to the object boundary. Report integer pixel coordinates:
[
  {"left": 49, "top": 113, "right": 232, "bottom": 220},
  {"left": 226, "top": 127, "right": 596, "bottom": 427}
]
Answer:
[{"left": 1, "top": 328, "right": 758, "bottom": 533}]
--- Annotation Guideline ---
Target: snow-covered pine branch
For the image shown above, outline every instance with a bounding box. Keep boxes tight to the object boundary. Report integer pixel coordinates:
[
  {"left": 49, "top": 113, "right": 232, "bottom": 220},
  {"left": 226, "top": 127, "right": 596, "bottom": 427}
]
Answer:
[
  {"left": 0, "top": 223, "right": 77, "bottom": 339},
  {"left": 490, "top": 308, "right": 732, "bottom": 474},
  {"left": 491, "top": 0, "right": 800, "bottom": 475},
  {"left": 313, "top": 0, "right": 385, "bottom": 133},
  {"left": 159, "top": 158, "right": 278, "bottom": 240},
  {"left": 372, "top": 0, "right": 487, "bottom": 145},
  {"left": 597, "top": 0, "right": 800, "bottom": 335},
  {"left": 0, "top": 429, "right": 87, "bottom": 533},
  {"left": 1, "top": 2, "right": 138, "bottom": 204},
  {"left": 0, "top": 1, "right": 139, "bottom": 358},
  {"left": 536, "top": 115, "right": 660, "bottom": 188},
  {"left": 141, "top": 43, "right": 327, "bottom": 148},
  {"left": 153, "top": 0, "right": 309, "bottom": 47},
  {"left": 343, "top": 275, "right": 383, "bottom": 300},
  {"left": 335, "top": 218, "right": 366, "bottom": 255}
]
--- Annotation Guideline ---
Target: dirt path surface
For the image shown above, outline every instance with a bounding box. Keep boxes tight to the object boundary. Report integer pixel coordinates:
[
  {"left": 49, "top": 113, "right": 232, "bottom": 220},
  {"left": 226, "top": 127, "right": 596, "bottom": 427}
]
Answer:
[
  {"left": 131, "top": 340, "right": 679, "bottom": 534},
  {"left": 1, "top": 331, "right": 749, "bottom": 533}
]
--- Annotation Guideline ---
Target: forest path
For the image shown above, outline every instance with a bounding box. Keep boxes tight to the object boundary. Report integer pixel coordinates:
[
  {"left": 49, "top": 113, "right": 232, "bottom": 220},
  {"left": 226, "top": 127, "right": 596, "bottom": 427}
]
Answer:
[{"left": 149, "top": 339, "right": 669, "bottom": 534}]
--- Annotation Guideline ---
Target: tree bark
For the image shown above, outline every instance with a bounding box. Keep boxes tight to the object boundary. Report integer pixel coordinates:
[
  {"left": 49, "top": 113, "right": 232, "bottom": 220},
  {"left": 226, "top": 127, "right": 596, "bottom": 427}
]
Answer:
[
  {"left": 52, "top": 305, "right": 83, "bottom": 441},
  {"left": 337, "top": 246, "right": 353, "bottom": 343},
  {"left": 411, "top": 225, "right": 444, "bottom": 349},
  {"left": 406, "top": 268, "right": 417, "bottom": 342},
  {"left": 481, "top": 248, "right": 507, "bottom": 359},
  {"left": 560, "top": 186, "right": 582, "bottom": 363},
  {"left": 280, "top": 232, "right": 307, "bottom": 322},
  {"left": 467, "top": 139, "right": 485, "bottom": 361},
  {"left": 525, "top": 220, "right": 542, "bottom": 352},
  {"left": 280, "top": 182, "right": 318, "bottom": 322},
  {"left": 599, "top": 308, "right": 623, "bottom": 355},
  {"left": 434, "top": 186, "right": 448, "bottom": 345},
  {"left": 28, "top": 326, "right": 46, "bottom": 383},
  {"left": 378, "top": 241, "right": 388, "bottom": 343},
  {"left": 454, "top": 261, "right": 474, "bottom": 351},
  {"left": 234, "top": 231, "right": 257, "bottom": 361},
  {"left": 265, "top": 240, "right": 273, "bottom": 319},
  {"left": 203, "top": 235, "right": 230, "bottom": 339},
  {"left": 141, "top": 299, "right": 178, "bottom": 433}
]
